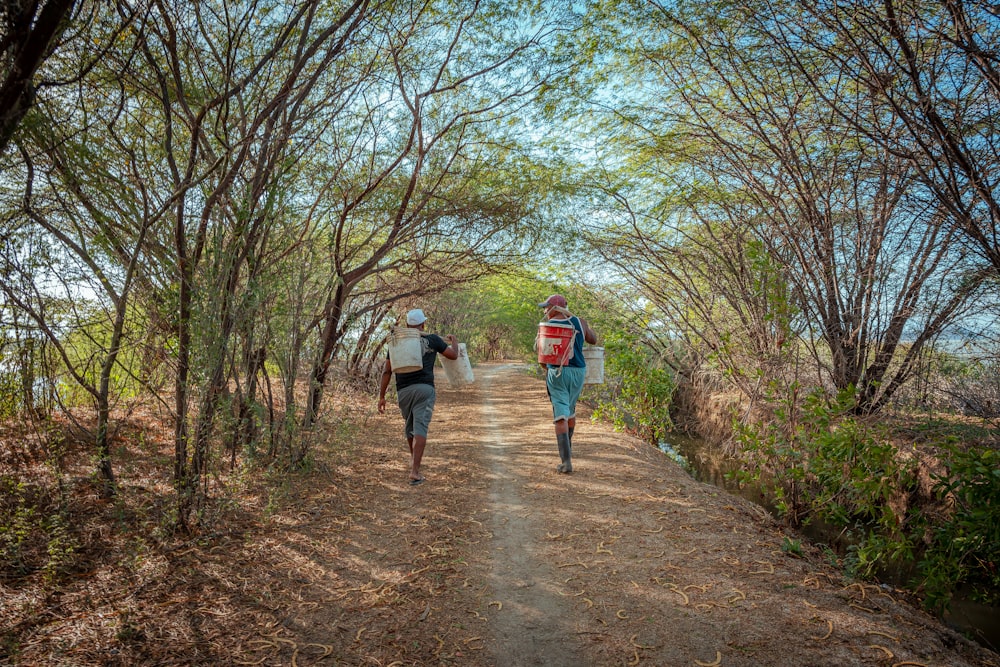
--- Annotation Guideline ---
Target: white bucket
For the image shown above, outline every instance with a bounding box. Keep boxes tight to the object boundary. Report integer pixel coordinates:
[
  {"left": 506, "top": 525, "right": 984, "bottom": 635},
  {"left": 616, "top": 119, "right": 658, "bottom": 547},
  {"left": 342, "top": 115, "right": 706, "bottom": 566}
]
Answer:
[
  {"left": 441, "top": 342, "right": 474, "bottom": 386},
  {"left": 583, "top": 346, "right": 605, "bottom": 384},
  {"left": 388, "top": 327, "right": 423, "bottom": 374}
]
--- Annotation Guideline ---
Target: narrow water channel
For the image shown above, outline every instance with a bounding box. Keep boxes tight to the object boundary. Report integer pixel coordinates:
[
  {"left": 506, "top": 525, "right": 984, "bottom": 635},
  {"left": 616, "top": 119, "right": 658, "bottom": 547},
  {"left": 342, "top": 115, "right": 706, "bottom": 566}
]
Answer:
[{"left": 660, "top": 434, "right": 999, "bottom": 653}]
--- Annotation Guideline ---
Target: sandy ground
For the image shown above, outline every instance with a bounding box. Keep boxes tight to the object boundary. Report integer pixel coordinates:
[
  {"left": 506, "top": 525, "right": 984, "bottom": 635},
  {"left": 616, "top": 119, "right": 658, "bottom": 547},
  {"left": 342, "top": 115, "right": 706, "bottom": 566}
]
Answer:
[
  {"left": 3, "top": 362, "right": 998, "bottom": 666},
  {"left": 275, "top": 362, "right": 997, "bottom": 667}
]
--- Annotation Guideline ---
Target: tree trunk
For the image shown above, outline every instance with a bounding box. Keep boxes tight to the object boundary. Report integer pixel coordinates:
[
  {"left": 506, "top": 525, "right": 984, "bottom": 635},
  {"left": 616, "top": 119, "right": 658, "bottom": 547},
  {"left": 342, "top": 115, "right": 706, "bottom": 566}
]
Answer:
[{"left": 304, "top": 282, "right": 347, "bottom": 429}]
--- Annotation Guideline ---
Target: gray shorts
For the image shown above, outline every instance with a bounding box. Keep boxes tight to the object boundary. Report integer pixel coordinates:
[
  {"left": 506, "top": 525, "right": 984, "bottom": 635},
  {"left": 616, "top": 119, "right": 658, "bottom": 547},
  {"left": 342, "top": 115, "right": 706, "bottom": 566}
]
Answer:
[{"left": 397, "top": 383, "right": 436, "bottom": 439}]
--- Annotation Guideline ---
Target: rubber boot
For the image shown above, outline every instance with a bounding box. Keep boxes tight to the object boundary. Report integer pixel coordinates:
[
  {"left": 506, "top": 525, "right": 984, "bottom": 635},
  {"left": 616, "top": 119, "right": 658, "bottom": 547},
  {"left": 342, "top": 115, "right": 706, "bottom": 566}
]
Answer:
[
  {"left": 557, "top": 432, "right": 572, "bottom": 473},
  {"left": 568, "top": 426, "right": 574, "bottom": 457}
]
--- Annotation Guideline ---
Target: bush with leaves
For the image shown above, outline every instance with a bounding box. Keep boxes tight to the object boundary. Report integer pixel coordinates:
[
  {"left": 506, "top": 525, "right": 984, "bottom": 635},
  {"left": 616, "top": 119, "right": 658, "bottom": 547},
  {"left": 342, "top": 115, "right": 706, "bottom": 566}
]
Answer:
[
  {"left": 735, "top": 386, "right": 921, "bottom": 574},
  {"left": 918, "top": 445, "right": 1000, "bottom": 611},
  {"left": 0, "top": 476, "right": 78, "bottom": 583},
  {"left": 733, "top": 384, "right": 1000, "bottom": 612},
  {"left": 0, "top": 477, "right": 36, "bottom": 575},
  {"left": 593, "top": 332, "right": 674, "bottom": 446}
]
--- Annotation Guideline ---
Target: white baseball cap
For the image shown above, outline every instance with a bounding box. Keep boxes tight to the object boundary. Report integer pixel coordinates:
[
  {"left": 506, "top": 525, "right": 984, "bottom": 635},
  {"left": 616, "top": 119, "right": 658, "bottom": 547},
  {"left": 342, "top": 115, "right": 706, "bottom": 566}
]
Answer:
[{"left": 406, "top": 309, "right": 427, "bottom": 326}]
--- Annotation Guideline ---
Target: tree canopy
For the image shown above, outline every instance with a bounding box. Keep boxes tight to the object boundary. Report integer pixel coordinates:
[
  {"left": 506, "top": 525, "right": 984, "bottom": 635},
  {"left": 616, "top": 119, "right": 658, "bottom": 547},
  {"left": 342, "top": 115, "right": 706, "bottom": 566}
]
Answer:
[{"left": 1, "top": 0, "right": 997, "bottom": 526}]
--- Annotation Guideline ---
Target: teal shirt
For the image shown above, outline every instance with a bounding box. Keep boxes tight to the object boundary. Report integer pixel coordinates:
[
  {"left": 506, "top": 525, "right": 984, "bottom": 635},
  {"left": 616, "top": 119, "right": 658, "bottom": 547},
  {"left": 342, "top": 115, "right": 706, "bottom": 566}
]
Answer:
[{"left": 545, "top": 316, "right": 586, "bottom": 369}]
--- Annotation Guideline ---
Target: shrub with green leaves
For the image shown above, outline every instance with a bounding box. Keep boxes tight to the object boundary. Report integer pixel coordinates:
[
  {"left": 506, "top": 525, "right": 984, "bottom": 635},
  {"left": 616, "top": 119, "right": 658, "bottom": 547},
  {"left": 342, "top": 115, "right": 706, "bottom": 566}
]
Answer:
[
  {"left": 735, "top": 384, "right": 1000, "bottom": 612},
  {"left": 593, "top": 332, "right": 674, "bottom": 446},
  {"left": 734, "top": 385, "right": 922, "bottom": 580},
  {"left": 0, "top": 476, "right": 79, "bottom": 583},
  {"left": 735, "top": 385, "right": 919, "bottom": 535},
  {"left": 0, "top": 477, "right": 36, "bottom": 574},
  {"left": 918, "top": 445, "right": 1000, "bottom": 611}
]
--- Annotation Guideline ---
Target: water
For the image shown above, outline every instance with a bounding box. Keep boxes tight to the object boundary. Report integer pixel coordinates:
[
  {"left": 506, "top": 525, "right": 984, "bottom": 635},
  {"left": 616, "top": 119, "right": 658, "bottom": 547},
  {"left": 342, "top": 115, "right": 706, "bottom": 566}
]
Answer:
[
  {"left": 659, "top": 434, "right": 999, "bottom": 652},
  {"left": 658, "top": 435, "right": 776, "bottom": 514}
]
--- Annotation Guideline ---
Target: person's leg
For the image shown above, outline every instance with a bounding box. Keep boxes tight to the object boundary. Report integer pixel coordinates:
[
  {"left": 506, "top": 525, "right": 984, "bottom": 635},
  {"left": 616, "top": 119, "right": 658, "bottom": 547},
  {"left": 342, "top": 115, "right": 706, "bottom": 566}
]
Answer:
[
  {"left": 399, "top": 389, "right": 415, "bottom": 446},
  {"left": 567, "top": 420, "right": 575, "bottom": 463},
  {"left": 410, "top": 435, "right": 427, "bottom": 481},
  {"left": 555, "top": 417, "right": 572, "bottom": 472},
  {"left": 557, "top": 368, "right": 586, "bottom": 473},
  {"left": 547, "top": 368, "right": 574, "bottom": 472},
  {"left": 407, "top": 384, "right": 436, "bottom": 482},
  {"left": 397, "top": 386, "right": 428, "bottom": 482}
]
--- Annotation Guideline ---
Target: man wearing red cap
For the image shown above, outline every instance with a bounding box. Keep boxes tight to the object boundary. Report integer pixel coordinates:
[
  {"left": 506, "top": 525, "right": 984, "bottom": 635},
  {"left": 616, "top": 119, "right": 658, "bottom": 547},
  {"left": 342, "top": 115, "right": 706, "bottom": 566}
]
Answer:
[{"left": 538, "top": 294, "right": 598, "bottom": 473}]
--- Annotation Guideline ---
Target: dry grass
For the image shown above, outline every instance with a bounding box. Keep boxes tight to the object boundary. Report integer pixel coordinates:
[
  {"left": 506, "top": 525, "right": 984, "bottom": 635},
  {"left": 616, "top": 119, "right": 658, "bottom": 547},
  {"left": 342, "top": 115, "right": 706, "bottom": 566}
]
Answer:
[{"left": 1, "top": 363, "right": 997, "bottom": 666}]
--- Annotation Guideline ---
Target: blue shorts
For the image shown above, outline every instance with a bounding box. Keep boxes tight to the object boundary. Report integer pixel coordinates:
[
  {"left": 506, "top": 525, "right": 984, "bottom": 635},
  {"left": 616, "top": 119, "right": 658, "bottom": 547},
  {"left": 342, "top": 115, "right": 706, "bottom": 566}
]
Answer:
[
  {"left": 397, "top": 383, "right": 436, "bottom": 439},
  {"left": 546, "top": 366, "right": 585, "bottom": 422}
]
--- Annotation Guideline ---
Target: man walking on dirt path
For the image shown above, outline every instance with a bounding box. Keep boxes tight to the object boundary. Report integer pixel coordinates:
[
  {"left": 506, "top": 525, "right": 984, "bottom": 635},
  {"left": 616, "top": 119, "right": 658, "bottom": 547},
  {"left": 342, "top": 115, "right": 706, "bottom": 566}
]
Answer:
[
  {"left": 378, "top": 308, "right": 459, "bottom": 485},
  {"left": 539, "top": 294, "right": 598, "bottom": 473}
]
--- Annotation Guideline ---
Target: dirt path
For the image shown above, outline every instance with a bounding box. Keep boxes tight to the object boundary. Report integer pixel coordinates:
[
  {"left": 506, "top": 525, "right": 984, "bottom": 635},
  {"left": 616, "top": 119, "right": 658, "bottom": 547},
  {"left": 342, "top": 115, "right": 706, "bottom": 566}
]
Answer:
[
  {"left": 255, "top": 362, "right": 993, "bottom": 667},
  {"left": 476, "top": 365, "right": 589, "bottom": 666},
  {"left": 16, "top": 362, "right": 995, "bottom": 665}
]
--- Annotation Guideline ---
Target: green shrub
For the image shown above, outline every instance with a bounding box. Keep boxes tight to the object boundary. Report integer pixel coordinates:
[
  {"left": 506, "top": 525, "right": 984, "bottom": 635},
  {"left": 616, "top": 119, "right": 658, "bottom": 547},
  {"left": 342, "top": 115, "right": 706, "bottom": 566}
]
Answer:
[
  {"left": 0, "top": 478, "right": 36, "bottom": 574},
  {"left": 737, "top": 386, "right": 918, "bottom": 533},
  {"left": 0, "top": 477, "right": 79, "bottom": 583},
  {"left": 735, "top": 385, "right": 1000, "bottom": 612},
  {"left": 593, "top": 332, "right": 674, "bottom": 446},
  {"left": 41, "top": 514, "right": 77, "bottom": 584},
  {"left": 919, "top": 445, "right": 1000, "bottom": 611}
]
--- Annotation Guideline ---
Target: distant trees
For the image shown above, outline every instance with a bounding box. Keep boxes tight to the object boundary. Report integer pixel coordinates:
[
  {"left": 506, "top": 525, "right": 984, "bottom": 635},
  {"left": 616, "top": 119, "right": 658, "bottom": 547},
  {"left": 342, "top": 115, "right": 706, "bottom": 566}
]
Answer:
[{"left": 423, "top": 273, "right": 559, "bottom": 362}]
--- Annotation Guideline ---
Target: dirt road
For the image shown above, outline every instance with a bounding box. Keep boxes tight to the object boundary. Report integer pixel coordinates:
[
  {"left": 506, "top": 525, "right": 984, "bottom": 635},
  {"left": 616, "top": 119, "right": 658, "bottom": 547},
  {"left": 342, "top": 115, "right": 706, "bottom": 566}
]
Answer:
[
  {"left": 228, "top": 362, "right": 991, "bottom": 667},
  {"left": 8, "top": 364, "right": 999, "bottom": 666}
]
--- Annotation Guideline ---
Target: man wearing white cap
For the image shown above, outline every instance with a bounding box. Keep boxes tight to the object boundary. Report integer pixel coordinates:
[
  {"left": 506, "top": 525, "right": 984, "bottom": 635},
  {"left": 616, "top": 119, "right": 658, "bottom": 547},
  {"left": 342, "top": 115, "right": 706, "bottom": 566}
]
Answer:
[
  {"left": 539, "top": 294, "right": 598, "bottom": 473},
  {"left": 377, "top": 309, "right": 459, "bottom": 485}
]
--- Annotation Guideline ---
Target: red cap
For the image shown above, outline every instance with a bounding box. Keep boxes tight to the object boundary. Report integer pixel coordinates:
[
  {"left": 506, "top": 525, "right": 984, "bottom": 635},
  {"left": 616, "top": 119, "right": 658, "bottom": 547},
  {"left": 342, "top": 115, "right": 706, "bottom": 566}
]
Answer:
[{"left": 539, "top": 294, "right": 568, "bottom": 308}]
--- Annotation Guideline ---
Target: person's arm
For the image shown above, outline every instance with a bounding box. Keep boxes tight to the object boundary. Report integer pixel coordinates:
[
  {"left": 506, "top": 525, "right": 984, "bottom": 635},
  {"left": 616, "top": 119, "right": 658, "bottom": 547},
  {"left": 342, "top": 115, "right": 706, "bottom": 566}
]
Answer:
[
  {"left": 441, "top": 334, "right": 459, "bottom": 360},
  {"left": 581, "top": 318, "right": 598, "bottom": 345},
  {"left": 535, "top": 328, "right": 545, "bottom": 369},
  {"left": 377, "top": 358, "right": 392, "bottom": 413}
]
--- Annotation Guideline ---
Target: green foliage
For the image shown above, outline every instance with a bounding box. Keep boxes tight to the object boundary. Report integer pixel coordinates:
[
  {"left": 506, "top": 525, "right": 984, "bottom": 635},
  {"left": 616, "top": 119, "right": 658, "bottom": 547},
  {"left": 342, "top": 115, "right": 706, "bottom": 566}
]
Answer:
[
  {"left": 734, "top": 384, "right": 1000, "bottom": 612},
  {"left": 0, "top": 329, "right": 31, "bottom": 418},
  {"left": 781, "top": 536, "right": 804, "bottom": 557},
  {"left": 0, "top": 477, "right": 79, "bottom": 583},
  {"left": 801, "top": 393, "right": 916, "bottom": 540},
  {"left": 918, "top": 446, "right": 1000, "bottom": 611},
  {"left": 0, "top": 478, "right": 37, "bottom": 574},
  {"left": 471, "top": 273, "right": 548, "bottom": 361},
  {"left": 593, "top": 330, "right": 674, "bottom": 446},
  {"left": 819, "top": 543, "right": 840, "bottom": 569},
  {"left": 745, "top": 239, "right": 796, "bottom": 343},
  {"left": 428, "top": 273, "right": 580, "bottom": 363},
  {"left": 41, "top": 514, "right": 77, "bottom": 584},
  {"left": 0, "top": 368, "right": 21, "bottom": 419},
  {"left": 50, "top": 299, "right": 160, "bottom": 408},
  {"left": 735, "top": 385, "right": 918, "bottom": 537}
]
